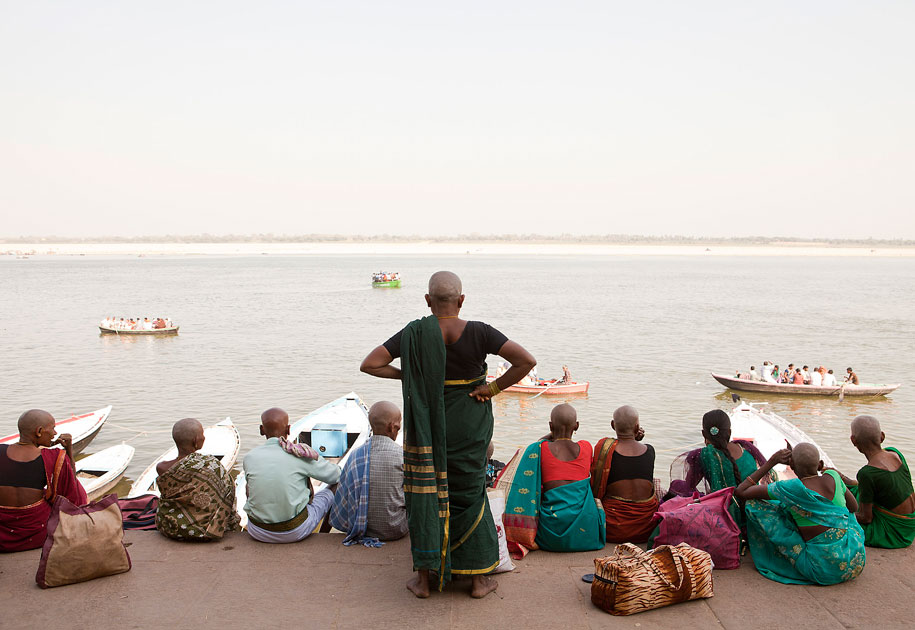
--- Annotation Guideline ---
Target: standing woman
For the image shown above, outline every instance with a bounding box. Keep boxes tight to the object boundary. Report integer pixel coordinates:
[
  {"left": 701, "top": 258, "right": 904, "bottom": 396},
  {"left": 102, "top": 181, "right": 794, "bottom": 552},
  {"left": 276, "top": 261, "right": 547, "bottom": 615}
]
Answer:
[{"left": 360, "top": 271, "right": 536, "bottom": 599}]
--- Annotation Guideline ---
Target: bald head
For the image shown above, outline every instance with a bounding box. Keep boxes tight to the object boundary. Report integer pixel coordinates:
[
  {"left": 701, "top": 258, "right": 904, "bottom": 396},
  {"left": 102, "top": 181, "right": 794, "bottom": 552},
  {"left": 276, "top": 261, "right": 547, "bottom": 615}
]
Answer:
[
  {"left": 369, "top": 401, "right": 402, "bottom": 439},
  {"left": 851, "top": 415, "right": 882, "bottom": 446},
  {"left": 261, "top": 407, "right": 290, "bottom": 439},
  {"left": 18, "top": 409, "right": 54, "bottom": 437},
  {"left": 427, "top": 271, "right": 463, "bottom": 304},
  {"left": 172, "top": 418, "right": 204, "bottom": 452},
  {"left": 791, "top": 442, "right": 821, "bottom": 476},
  {"left": 550, "top": 403, "right": 577, "bottom": 430},
  {"left": 612, "top": 405, "right": 639, "bottom": 436}
]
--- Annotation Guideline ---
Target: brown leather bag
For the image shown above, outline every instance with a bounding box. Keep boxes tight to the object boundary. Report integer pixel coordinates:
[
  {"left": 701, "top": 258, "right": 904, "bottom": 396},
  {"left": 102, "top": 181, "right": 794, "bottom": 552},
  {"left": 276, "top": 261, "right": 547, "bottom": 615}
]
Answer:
[
  {"left": 591, "top": 543, "right": 713, "bottom": 615},
  {"left": 36, "top": 494, "right": 131, "bottom": 588}
]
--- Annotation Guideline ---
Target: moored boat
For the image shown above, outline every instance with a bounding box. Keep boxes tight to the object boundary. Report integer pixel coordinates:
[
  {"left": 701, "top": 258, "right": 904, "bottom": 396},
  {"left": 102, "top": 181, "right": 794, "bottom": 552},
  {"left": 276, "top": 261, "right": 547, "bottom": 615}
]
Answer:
[
  {"left": 128, "top": 418, "right": 240, "bottom": 498},
  {"left": 712, "top": 372, "right": 899, "bottom": 397},
  {"left": 486, "top": 376, "right": 589, "bottom": 395},
  {"left": 236, "top": 392, "right": 372, "bottom": 528},
  {"left": 76, "top": 444, "right": 135, "bottom": 501},
  {"left": 0, "top": 405, "right": 112, "bottom": 455},
  {"left": 728, "top": 401, "right": 834, "bottom": 478}
]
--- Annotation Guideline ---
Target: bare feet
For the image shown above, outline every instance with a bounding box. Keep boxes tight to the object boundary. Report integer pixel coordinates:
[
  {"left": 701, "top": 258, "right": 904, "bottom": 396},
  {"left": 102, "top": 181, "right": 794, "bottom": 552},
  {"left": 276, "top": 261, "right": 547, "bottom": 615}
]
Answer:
[
  {"left": 470, "top": 575, "right": 498, "bottom": 599},
  {"left": 407, "top": 570, "right": 431, "bottom": 598}
]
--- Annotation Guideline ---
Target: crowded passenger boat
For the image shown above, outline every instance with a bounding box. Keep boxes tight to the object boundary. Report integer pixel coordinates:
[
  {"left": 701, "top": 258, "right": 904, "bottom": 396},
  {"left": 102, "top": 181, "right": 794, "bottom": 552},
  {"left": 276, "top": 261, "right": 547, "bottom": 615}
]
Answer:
[
  {"left": 371, "top": 271, "right": 401, "bottom": 287},
  {"left": 99, "top": 316, "right": 179, "bottom": 335},
  {"left": 713, "top": 361, "right": 900, "bottom": 396}
]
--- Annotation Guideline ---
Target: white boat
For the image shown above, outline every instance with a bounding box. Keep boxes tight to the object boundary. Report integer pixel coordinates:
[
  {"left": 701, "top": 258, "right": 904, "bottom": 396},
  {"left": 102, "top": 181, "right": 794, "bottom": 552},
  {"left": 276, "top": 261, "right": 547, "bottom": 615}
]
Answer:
[
  {"left": 0, "top": 405, "right": 112, "bottom": 455},
  {"left": 235, "top": 393, "right": 371, "bottom": 528},
  {"left": 76, "top": 444, "right": 135, "bottom": 501},
  {"left": 128, "top": 418, "right": 240, "bottom": 498},
  {"left": 729, "top": 401, "right": 835, "bottom": 478}
]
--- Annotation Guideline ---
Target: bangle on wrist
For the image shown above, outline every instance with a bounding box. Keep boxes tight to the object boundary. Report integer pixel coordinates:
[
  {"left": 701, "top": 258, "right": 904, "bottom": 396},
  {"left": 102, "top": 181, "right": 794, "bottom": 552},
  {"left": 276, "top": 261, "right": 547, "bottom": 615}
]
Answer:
[{"left": 488, "top": 381, "right": 501, "bottom": 397}]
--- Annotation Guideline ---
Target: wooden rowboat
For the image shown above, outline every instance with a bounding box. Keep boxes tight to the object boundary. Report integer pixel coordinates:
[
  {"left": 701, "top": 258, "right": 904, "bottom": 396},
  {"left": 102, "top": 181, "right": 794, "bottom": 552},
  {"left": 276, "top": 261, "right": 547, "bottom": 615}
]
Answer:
[
  {"left": 128, "top": 418, "right": 240, "bottom": 498},
  {"left": 0, "top": 405, "right": 112, "bottom": 455},
  {"left": 487, "top": 376, "right": 589, "bottom": 395},
  {"left": 236, "top": 392, "right": 372, "bottom": 529},
  {"left": 712, "top": 373, "right": 899, "bottom": 397},
  {"left": 76, "top": 444, "right": 135, "bottom": 501},
  {"left": 729, "top": 401, "right": 834, "bottom": 478},
  {"left": 99, "top": 326, "right": 179, "bottom": 335}
]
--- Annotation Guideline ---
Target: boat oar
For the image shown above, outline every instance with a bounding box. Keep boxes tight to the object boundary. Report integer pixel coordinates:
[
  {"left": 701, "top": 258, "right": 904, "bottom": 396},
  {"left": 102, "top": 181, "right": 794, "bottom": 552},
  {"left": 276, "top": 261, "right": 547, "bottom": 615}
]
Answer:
[
  {"left": 531, "top": 380, "right": 559, "bottom": 399},
  {"left": 838, "top": 384, "right": 846, "bottom": 403}
]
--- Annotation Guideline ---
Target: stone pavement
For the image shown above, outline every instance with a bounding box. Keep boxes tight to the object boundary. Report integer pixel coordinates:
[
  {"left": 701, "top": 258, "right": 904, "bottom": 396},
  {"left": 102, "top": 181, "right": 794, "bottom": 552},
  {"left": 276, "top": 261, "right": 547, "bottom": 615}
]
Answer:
[{"left": 1, "top": 532, "right": 912, "bottom": 629}]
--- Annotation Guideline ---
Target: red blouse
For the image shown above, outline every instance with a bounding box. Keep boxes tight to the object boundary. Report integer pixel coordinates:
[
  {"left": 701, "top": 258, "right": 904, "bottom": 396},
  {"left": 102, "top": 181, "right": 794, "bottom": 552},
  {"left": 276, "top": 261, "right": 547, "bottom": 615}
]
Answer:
[{"left": 540, "top": 440, "right": 593, "bottom": 484}]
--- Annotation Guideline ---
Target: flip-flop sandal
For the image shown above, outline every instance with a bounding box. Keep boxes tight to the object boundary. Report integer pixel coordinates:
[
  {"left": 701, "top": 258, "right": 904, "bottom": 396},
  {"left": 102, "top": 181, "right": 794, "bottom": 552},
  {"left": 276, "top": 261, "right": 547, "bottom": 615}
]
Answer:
[{"left": 581, "top": 573, "right": 594, "bottom": 583}]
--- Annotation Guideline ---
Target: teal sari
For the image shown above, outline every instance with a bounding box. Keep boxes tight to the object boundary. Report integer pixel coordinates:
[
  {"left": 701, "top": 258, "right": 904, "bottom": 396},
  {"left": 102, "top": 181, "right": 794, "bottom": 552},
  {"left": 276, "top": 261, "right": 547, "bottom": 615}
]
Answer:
[
  {"left": 700, "top": 445, "right": 759, "bottom": 527},
  {"left": 504, "top": 440, "right": 605, "bottom": 554},
  {"left": 745, "top": 479, "right": 866, "bottom": 585}
]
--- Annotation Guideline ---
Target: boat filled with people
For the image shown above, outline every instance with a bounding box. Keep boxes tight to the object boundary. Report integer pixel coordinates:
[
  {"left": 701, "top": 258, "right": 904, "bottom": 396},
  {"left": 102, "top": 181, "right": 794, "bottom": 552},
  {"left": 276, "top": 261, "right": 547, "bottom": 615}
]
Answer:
[
  {"left": 712, "top": 372, "right": 900, "bottom": 397},
  {"left": 99, "top": 316, "right": 179, "bottom": 335},
  {"left": 371, "top": 272, "right": 401, "bottom": 288}
]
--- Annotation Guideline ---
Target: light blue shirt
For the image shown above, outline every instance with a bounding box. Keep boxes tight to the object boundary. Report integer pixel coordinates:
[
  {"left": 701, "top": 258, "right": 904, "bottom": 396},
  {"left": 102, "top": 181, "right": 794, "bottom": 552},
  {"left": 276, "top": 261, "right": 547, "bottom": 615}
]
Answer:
[{"left": 244, "top": 437, "right": 341, "bottom": 525}]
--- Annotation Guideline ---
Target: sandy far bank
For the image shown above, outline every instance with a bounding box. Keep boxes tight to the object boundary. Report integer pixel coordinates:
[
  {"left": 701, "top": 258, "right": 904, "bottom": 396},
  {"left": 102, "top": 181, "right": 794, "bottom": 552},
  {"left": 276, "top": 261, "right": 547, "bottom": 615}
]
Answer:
[{"left": 3, "top": 242, "right": 915, "bottom": 257}]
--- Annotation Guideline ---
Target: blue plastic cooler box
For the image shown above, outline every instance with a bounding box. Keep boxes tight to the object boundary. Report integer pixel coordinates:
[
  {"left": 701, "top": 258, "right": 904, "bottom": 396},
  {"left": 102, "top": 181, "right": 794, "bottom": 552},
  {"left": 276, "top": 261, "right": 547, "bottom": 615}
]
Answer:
[{"left": 311, "top": 423, "right": 347, "bottom": 457}]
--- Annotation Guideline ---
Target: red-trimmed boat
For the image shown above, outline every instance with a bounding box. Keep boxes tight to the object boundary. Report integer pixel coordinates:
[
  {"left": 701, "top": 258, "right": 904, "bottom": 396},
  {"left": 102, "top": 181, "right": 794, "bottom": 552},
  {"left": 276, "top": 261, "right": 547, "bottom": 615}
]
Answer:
[{"left": 487, "top": 376, "right": 589, "bottom": 395}]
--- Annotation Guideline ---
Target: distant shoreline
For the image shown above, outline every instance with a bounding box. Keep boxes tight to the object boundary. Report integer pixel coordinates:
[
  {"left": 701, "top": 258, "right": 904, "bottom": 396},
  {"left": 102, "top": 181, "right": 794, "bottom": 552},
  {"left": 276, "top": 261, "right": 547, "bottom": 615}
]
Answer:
[{"left": 3, "top": 241, "right": 915, "bottom": 257}]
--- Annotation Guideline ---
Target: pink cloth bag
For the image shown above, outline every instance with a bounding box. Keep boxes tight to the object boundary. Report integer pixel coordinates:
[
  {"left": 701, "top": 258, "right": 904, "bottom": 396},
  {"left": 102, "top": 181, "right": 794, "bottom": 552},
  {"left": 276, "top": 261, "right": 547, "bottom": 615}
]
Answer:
[{"left": 651, "top": 487, "right": 740, "bottom": 570}]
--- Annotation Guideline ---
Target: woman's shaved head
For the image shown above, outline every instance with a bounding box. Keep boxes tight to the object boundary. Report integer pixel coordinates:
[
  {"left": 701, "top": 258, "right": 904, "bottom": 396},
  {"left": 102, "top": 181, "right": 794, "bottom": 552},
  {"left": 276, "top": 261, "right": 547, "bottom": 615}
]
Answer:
[
  {"left": 18, "top": 409, "right": 54, "bottom": 436},
  {"left": 850, "top": 415, "right": 882, "bottom": 446},
  {"left": 427, "top": 271, "right": 462, "bottom": 303},
  {"left": 790, "top": 442, "right": 821, "bottom": 476}
]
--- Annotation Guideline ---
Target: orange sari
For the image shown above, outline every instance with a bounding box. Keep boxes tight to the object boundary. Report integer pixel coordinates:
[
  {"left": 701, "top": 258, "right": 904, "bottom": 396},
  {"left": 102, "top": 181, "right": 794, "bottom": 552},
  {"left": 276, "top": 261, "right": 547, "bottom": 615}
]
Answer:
[{"left": 590, "top": 438, "right": 659, "bottom": 543}]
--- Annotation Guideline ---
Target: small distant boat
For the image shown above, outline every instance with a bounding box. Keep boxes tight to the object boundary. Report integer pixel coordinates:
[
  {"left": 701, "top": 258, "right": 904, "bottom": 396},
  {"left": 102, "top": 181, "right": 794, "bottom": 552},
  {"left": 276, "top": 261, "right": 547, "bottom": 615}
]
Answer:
[
  {"left": 128, "top": 418, "right": 240, "bottom": 498},
  {"left": 0, "top": 405, "right": 112, "bottom": 455},
  {"left": 371, "top": 272, "right": 402, "bottom": 288},
  {"left": 236, "top": 392, "right": 372, "bottom": 528},
  {"left": 487, "top": 376, "right": 589, "bottom": 395},
  {"left": 729, "top": 401, "right": 834, "bottom": 478},
  {"left": 712, "top": 373, "right": 899, "bottom": 397},
  {"left": 76, "top": 444, "right": 135, "bottom": 501},
  {"left": 99, "top": 325, "right": 179, "bottom": 335}
]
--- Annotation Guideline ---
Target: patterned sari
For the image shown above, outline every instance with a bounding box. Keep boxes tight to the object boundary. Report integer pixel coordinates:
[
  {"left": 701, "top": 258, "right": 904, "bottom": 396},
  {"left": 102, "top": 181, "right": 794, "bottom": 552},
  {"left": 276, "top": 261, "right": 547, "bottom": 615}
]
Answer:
[
  {"left": 400, "top": 315, "right": 498, "bottom": 590},
  {"left": 503, "top": 440, "right": 605, "bottom": 557},
  {"left": 591, "top": 438, "right": 659, "bottom": 543},
  {"left": 156, "top": 452, "right": 239, "bottom": 541},
  {"left": 745, "top": 479, "right": 866, "bottom": 585}
]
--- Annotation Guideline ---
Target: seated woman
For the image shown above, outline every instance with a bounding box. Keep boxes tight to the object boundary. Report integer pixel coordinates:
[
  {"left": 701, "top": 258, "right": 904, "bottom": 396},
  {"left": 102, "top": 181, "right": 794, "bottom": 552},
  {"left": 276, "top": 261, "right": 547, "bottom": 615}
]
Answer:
[
  {"left": 846, "top": 415, "right": 915, "bottom": 548},
  {"left": 0, "top": 410, "right": 87, "bottom": 552},
  {"left": 591, "top": 405, "right": 658, "bottom": 543},
  {"left": 736, "top": 443, "right": 865, "bottom": 585},
  {"left": 668, "top": 409, "right": 767, "bottom": 527},
  {"left": 504, "top": 404, "right": 605, "bottom": 557}
]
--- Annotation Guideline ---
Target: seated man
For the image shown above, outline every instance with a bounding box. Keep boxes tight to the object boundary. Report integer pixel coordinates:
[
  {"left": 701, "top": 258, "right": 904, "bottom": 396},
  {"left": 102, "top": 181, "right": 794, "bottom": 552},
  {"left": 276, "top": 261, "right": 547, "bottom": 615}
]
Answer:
[
  {"left": 823, "top": 369, "right": 838, "bottom": 386},
  {"left": 0, "top": 410, "right": 87, "bottom": 552},
  {"left": 504, "top": 404, "right": 605, "bottom": 555},
  {"left": 591, "top": 405, "right": 658, "bottom": 543},
  {"left": 737, "top": 443, "right": 864, "bottom": 585},
  {"left": 244, "top": 407, "right": 341, "bottom": 543},
  {"left": 329, "top": 401, "right": 408, "bottom": 545},
  {"left": 846, "top": 367, "right": 860, "bottom": 385},
  {"left": 810, "top": 366, "right": 823, "bottom": 387},
  {"left": 846, "top": 415, "right": 915, "bottom": 548},
  {"left": 155, "top": 418, "right": 239, "bottom": 541}
]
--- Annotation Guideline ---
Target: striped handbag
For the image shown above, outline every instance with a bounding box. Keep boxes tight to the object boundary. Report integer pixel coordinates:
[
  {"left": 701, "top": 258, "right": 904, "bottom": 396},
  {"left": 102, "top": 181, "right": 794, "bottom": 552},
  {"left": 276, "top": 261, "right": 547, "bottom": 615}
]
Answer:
[{"left": 591, "top": 543, "right": 713, "bottom": 615}]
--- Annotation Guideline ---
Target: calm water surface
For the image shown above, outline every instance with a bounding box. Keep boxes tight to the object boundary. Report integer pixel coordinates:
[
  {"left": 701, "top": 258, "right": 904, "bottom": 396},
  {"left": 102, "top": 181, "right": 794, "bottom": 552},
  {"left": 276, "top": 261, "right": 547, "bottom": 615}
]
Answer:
[{"left": 2, "top": 254, "right": 913, "bottom": 491}]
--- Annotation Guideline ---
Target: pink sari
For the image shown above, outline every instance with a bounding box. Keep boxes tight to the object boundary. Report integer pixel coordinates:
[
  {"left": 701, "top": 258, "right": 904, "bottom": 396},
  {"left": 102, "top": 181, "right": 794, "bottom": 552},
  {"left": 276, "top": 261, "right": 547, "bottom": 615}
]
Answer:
[{"left": 0, "top": 448, "right": 87, "bottom": 552}]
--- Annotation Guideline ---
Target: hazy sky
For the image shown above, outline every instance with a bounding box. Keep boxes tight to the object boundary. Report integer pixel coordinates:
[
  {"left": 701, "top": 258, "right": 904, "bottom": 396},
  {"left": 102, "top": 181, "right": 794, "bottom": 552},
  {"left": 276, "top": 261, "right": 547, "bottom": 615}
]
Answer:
[{"left": 2, "top": 2, "right": 913, "bottom": 239}]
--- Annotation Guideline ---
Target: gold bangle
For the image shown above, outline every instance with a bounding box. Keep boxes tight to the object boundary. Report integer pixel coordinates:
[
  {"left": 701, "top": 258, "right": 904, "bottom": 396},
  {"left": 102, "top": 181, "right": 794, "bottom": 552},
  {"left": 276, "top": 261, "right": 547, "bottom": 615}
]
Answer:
[{"left": 488, "top": 382, "right": 501, "bottom": 396}]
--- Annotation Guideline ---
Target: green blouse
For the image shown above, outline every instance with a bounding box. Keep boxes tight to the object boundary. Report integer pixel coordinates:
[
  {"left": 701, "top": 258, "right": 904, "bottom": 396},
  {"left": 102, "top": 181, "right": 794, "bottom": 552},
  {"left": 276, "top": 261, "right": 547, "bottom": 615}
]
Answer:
[{"left": 856, "top": 447, "right": 914, "bottom": 510}]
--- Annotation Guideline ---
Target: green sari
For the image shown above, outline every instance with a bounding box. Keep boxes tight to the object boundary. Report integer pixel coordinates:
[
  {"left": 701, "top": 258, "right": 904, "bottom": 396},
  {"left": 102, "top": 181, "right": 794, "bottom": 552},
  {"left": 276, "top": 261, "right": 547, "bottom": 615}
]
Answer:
[
  {"left": 400, "top": 315, "right": 498, "bottom": 590},
  {"left": 745, "top": 478, "right": 866, "bottom": 585}
]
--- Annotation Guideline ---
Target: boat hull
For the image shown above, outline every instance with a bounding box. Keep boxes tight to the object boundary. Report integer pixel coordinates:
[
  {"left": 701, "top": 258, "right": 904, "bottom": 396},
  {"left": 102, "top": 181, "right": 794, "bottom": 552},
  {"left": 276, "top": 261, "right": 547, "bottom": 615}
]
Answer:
[
  {"left": 712, "top": 373, "right": 899, "bottom": 397},
  {"left": 76, "top": 444, "right": 135, "bottom": 501},
  {"left": 100, "top": 326, "right": 179, "bottom": 335},
  {"left": 486, "top": 377, "right": 589, "bottom": 395},
  {"left": 371, "top": 281, "right": 401, "bottom": 288},
  {"left": 128, "top": 418, "right": 239, "bottom": 498}
]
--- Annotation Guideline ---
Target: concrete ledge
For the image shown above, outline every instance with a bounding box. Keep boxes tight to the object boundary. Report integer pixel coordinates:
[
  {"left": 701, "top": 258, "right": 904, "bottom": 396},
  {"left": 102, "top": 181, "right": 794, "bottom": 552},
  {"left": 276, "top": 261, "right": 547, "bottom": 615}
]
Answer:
[{"left": 1, "top": 532, "right": 912, "bottom": 629}]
